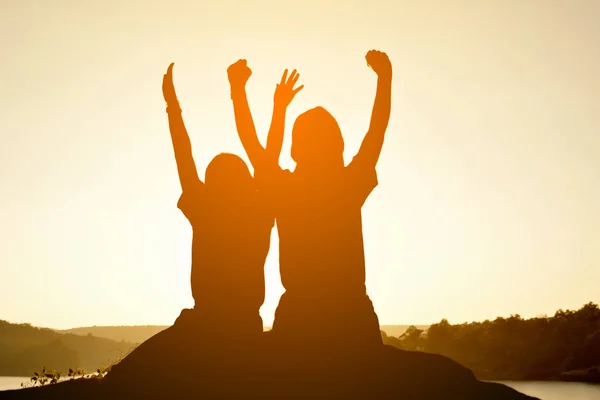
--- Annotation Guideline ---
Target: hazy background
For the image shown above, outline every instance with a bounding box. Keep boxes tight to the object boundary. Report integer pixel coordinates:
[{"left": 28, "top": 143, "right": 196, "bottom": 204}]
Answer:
[{"left": 1, "top": 0, "right": 598, "bottom": 329}]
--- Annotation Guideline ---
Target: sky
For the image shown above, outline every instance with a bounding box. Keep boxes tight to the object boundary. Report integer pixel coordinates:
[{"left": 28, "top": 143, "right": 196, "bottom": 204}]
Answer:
[{"left": 0, "top": 0, "right": 598, "bottom": 330}]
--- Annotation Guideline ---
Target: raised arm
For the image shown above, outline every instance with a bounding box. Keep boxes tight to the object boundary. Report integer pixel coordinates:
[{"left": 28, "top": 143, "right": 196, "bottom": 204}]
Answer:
[
  {"left": 162, "top": 63, "right": 202, "bottom": 192},
  {"left": 265, "top": 69, "right": 304, "bottom": 164},
  {"left": 228, "top": 60, "right": 265, "bottom": 170},
  {"left": 228, "top": 60, "right": 303, "bottom": 169},
  {"left": 355, "top": 50, "right": 393, "bottom": 168}
]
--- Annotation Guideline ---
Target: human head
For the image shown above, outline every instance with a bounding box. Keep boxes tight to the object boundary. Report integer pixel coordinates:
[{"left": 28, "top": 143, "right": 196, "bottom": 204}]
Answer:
[
  {"left": 290, "top": 106, "right": 344, "bottom": 169},
  {"left": 205, "top": 153, "right": 253, "bottom": 199}
]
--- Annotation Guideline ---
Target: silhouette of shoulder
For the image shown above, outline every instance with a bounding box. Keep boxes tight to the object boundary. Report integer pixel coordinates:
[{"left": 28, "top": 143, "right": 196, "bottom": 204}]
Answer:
[
  {"left": 177, "top": 180, "right": 206, "bottom": 224},
  {"left": 256, "top": 154, "right": 378, "bottom": 207}
]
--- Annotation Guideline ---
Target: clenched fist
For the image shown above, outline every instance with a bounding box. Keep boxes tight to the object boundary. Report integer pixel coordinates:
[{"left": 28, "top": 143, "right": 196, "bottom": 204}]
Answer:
[
  {"left": 227, "top": 59, "right": 252, "bottom": 88},
  {"left": 365, "top": 50, "right": 392, "bottom": 79}
]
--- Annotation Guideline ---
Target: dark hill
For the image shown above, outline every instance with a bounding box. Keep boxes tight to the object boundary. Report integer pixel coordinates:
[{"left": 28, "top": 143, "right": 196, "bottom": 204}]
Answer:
[
  {"left": 0, "top": 320, "right": 136, "bottom": 377},
  {"left": 0, "top": 342, "right": 539, "bottom": 400}
]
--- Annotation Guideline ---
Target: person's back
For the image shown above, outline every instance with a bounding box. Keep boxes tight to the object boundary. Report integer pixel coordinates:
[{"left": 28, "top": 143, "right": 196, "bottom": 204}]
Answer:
[
  {"left": 273, "top": 128, "right": 374, "bottom": 299},
  {"left": 105, "top": 64, "right": 274, "bottom": 394},
  {"left": 188, "top": 199, "right": 268, "bottom": 321},
  {"left": 230, "top": 50, "right": 393, "bottom": 349},
  {"left": 178, "top": 156, "right": 273, "bottom": 335},
  {"left": 265, "top": 108, "right": 383, "bottom": 349},
  {"left": 160, "top": 63, "right": 275, "bottom": 336}
]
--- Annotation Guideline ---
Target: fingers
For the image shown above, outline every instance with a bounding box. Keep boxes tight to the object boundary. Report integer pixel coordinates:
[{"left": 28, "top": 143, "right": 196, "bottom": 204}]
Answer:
[
  {"left": 365, "top": 49, "right": 375, "bottom": 65},
  {"left": 281, "top": 69, "right": 300, "bottom": 88},
  {"left": 287, "top": 69, "right": 297, "bottom": 82},
  {"left": 365, "top": 49, "right": 391, "bottom": 72},
  {"left": 228, "top": 59, "right": 248, "bottom": 73},
  {"left": 274, "top": 68, "right": 303, "bottom": 101},
  {"left": 238, "top": 59, "right": 248, "bottom": 70},
  {"left": 293, "top": 84, "right": 304, "bottom": 95},
  {"left": 163, "top": 63, "right": 174, "bottom": 88},
  {"left": 291, "top": 70, "right": 300, "bottom": 86},
  {"left": 162, "top": 63, "right": 177, "bottom": 101},
  {"left": 164, "top": 63, "right": 174, "bottom": 84},
  {"left": 366, "top": 49, "right": 389, "bottom": 60}
]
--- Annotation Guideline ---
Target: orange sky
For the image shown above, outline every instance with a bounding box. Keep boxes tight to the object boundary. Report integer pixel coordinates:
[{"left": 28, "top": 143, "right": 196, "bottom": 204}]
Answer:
[{"left": 0, "top": 0, "right": 599, "bottom": 329}]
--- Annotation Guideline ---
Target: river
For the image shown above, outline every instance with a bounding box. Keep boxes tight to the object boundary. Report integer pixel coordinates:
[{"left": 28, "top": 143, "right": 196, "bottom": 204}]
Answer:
[{"left": 1, "top": 376, "right": 599, "bottom": 398}]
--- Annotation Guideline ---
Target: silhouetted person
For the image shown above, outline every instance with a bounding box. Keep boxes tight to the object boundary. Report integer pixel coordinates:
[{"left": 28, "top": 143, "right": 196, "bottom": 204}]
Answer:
[
  {"left": 227, "top": 52, "right": 493, "bottom": 400},
  {"left": 164, "top": 62, "right": 274, "bottom": 336},
  {"left": 231, "top": 50, "right": 392, "bottom": 351},
  {"left": 104, "top": 63, "right": 276, "bottom": 397}
]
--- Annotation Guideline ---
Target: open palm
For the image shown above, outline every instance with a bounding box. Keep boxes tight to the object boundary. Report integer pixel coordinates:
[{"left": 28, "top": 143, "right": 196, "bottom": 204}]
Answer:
[{"left": 274, "top": 69, "right": 304, "bottom": 108}]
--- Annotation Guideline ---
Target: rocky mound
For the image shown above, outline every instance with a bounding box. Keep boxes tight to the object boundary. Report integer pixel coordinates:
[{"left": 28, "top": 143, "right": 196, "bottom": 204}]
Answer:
[{"left": 0, "top": 337, "right": 539, "bottom": 399}]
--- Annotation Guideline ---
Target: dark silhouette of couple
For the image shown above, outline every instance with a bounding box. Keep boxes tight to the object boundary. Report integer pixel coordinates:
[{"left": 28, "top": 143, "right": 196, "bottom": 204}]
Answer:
[
  {"left": 159, "top": 50, "right": 390, "bottom": 348},
  {"left": 106, "top": 49, "right": 396, "bottom": 394},
  {"left": 2, "top": 50, "right": 538, "bottom": 399},
  {"left": 97, "top": 51, "right": 538, "bottom": 400}
]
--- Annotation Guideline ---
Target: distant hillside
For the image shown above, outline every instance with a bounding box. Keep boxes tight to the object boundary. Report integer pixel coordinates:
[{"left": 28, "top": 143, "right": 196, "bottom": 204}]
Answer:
[
  {"left": 57, "top": 325, "right": 169, "bottom": 345},
  {"left": 58, "top": 324, "right": 429, "bottom": 344},
  {"left": 0, "top": 320, "right": 137, "bottom": 377}
]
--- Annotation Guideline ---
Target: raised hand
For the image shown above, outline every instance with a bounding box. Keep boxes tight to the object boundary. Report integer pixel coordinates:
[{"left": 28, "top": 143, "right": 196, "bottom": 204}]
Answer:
[
  {"left": 365, "top": 50, "right": 392, "bottom": 79},
  {"left": 162, "top": 63, "right": 179, "bottom": 106},
  {"left": 274, "top": 69, "right": 304, "bottom": 109},
  {"left": 227, "top": 59, "right": 252, "bottom": 88}
]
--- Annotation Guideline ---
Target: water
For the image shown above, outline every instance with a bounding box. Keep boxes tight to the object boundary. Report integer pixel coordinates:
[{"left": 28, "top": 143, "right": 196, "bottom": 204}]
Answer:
[
  {"left": 0, "top": 377, "right": 30, "bottom": 391},
  {"left": 498, "top": 381, "right": 600, "bottom": 400},
  {"left": 0, "top": 376, "right": 81, "bottom": 391},
  {"left": 1, "top": 376, "right": 599, "bottom": 398}
]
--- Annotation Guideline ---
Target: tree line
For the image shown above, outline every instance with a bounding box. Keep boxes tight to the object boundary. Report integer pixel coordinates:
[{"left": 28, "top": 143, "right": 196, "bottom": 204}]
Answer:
[
  {"left": 382, "top": 302, "right": 600, "bottom": 381},
  {"left": 2, "top": 302, "right": 599, "bottom": 381}
]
